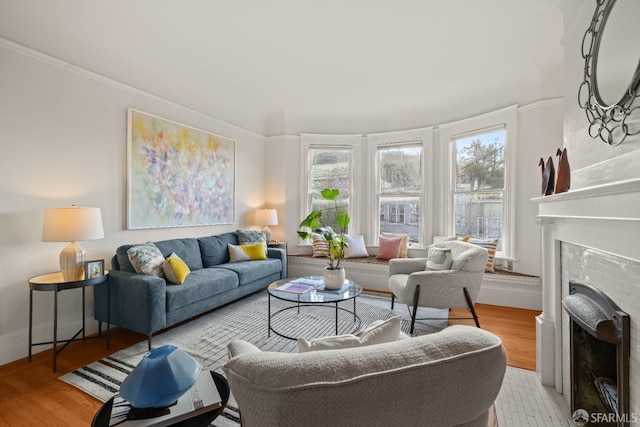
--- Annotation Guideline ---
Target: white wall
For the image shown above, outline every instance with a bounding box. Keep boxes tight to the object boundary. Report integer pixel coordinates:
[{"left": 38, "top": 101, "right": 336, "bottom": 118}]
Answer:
[
  {"left": 0, "top": 40, "right": 267, "bottom": 366},
  {"left": 562, "top": 1, "right": 640, "bottom": 187},
  {"left": 516, "top": 100, "right": 564, "bottom": 275}
]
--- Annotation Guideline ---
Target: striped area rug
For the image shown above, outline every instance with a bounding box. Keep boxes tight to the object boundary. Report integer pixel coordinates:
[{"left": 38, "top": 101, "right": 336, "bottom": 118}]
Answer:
[{"left": 60, "top": 291, "right": 446, "bottom": 427}]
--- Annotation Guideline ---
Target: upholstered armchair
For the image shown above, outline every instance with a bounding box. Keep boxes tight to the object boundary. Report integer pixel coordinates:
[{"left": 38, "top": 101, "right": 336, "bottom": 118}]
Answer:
[
  {"left": 223, "top": 325, "right": 506, "bottom": 427},
  {"left": 388, "top": 240, "right": 488, "bottom": 334}
]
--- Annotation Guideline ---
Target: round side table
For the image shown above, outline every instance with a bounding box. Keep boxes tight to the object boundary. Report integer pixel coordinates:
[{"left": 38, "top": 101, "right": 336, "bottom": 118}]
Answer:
[{"left": 28, "top": 271, "right": 109, "bottom": 372}]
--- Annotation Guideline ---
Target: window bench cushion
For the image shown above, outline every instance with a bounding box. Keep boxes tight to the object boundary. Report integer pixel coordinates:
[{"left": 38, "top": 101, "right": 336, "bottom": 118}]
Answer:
[{"left": 288, "top": 254, "right": 537, "bottom": 277}]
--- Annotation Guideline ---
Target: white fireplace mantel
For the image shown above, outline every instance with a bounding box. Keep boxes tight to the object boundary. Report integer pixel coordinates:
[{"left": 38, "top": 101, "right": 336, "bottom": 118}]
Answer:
[{"left": 533, "top": 177, "right": 640, "bottom": 393}]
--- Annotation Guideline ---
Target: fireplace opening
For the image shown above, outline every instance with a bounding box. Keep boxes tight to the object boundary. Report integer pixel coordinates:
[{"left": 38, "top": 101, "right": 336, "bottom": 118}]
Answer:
[{"left": 562, "top": 281, "right": 630, "bottom": 426}]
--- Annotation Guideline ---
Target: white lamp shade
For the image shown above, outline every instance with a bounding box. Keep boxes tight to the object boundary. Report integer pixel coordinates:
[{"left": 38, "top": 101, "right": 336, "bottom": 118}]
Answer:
[
  {"left": 255, "top": 209, "right": 278, "bottom": 226},
  {"left": 42, "top": 206, "right": 104, "bottom": 281},
  {"left": 42, "top": 207, "right": 104, "bottom": 242}
]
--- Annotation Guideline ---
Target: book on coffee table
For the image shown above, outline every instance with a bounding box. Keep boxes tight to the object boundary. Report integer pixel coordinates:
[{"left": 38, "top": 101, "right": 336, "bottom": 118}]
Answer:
[
  {"left": 276, "top": 278, "right": 323, "bottom": 294},
  {"left": 108, "top": 370, "right": 221, "bottom": 426}
]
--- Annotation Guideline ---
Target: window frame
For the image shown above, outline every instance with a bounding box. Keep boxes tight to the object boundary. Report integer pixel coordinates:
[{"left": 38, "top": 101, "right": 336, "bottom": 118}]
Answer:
[
  {"left": 299, "top": 134, "right": 362, "bottom": 243},
  {"left": 366, "top": 128, "right": 433, "bottom": 249},
  {"left": 438, "top": 106, "right": 517, "bottom": 260}
]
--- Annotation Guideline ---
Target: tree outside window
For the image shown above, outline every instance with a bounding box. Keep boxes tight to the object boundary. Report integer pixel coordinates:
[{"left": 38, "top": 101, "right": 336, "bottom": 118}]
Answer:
[
  {"left": 453, "top": 128, "right": 505, "bottom": 241},
  {"left": 309, "top": 148, "right": 351, "bottom": 232},
  {"left": 377, "top": 145, "right": 422, "bottom": 243}
]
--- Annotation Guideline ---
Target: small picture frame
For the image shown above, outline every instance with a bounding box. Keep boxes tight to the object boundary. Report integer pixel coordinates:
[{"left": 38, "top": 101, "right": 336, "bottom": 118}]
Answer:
[{"left": 85, "top": 259, "right": 104, "bottom": 280}]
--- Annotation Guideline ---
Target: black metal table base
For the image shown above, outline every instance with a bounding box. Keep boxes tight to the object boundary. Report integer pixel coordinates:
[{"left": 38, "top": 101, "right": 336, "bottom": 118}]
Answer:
[{"left": 268, "top": 296, "right": 361, "bottom": 341}]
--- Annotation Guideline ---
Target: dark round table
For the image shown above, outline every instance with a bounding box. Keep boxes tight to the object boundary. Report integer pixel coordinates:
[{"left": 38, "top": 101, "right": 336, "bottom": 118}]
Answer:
[{"left": 91, "top": 371, "right": 230, "bottom": 427}]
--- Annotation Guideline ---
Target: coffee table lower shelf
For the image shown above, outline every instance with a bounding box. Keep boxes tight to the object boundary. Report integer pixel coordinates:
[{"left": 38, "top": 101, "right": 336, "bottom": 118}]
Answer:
[{"left": 268, "top": 303, "right": 362, "bottom": 340}]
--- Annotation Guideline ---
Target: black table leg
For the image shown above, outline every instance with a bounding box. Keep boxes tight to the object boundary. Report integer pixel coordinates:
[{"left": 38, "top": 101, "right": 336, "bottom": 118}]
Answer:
[
  {"left": 53, "top": 285, "right": 58, "bottom": 372},
  {"left": 28, "top": 289, "right": 33, "bottom": 361},
  {"left": 82, "top": 286, "right": 86, "bottom": 341}
]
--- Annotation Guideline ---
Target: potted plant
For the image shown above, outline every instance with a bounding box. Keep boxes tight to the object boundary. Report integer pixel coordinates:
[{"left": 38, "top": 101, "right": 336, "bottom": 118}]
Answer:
[{"left": 297, "top": 188, "right": 350, "bottom": 288}]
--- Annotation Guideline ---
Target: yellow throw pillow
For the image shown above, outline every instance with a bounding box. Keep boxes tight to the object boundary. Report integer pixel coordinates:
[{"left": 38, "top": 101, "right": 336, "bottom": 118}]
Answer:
[
  {"left": 163, "top": 253, "right": 190, "bottom": 284},
  {"left": 228, "top": 242, "right": 267, "bottom": 262}
]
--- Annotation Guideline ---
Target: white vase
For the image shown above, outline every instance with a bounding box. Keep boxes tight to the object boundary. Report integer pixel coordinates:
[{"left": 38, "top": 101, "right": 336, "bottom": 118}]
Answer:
[{"left": 323, "top": 267, "right": 346, "bottom": 289}]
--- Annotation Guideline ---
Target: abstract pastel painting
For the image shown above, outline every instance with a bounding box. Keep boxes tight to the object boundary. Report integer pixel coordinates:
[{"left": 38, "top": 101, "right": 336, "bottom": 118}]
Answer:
[{"left": 127, "top": 109, "right": 235, "bottom": 229}]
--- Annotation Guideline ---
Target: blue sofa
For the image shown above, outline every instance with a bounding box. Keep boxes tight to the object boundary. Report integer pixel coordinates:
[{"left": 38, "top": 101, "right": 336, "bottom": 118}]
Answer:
[{"left": 94, "top": 232, "right": 286, "bottom": 349}]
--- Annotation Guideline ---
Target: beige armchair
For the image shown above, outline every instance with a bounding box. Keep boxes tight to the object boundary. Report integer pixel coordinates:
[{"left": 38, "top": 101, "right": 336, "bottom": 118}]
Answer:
[
  {"left": 223, "top": 325, "right": 506, "bottom": 427},
  {"left": 388, "top": 240, "right": 488, "bottom": 334}
]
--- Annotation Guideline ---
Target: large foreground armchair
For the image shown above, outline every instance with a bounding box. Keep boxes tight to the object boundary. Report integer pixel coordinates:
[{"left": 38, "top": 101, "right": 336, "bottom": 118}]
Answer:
[
  {"left": 389, "top": 240, "right": 488, "bottom": 333},
  {"left": 223, "top": 325, "right": 506, "bottom": 427}
]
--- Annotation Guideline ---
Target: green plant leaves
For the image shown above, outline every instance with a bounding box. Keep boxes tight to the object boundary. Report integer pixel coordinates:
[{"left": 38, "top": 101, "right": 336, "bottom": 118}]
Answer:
[{"left": 320, "top": 188, "right": 340, "bottom": 200}]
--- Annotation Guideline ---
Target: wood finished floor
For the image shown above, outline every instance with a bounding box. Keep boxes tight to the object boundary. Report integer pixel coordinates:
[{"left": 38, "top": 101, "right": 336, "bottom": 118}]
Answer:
[{"left": 0, "top": 298, "right": 540, "bottom": 426}]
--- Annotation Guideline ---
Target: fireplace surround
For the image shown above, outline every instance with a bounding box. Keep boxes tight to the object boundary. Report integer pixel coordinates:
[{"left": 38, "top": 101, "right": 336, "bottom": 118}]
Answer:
[{"left": 534, "top": 178, "right": 640, "bottom": 420}]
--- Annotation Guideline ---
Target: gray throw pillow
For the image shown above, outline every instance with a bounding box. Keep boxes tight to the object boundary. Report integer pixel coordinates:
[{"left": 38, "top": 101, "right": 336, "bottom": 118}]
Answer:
[{"left": 236, "top": 230, "right": 266, "bottom": 244}]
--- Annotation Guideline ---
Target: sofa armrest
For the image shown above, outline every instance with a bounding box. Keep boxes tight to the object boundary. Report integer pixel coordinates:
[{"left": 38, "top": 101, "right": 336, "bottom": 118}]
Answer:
[
  {"left": 227, "top": 339, "right": 262, "bottom": 359},
  {"left": 94, "top": 269, "right": 167, "bottom": 336},
  {"left": 389, "top": 258, "right": 427, "bottom": 276},
  {"left": 267, "top": 248, "right": 287, "bottom": 279}
]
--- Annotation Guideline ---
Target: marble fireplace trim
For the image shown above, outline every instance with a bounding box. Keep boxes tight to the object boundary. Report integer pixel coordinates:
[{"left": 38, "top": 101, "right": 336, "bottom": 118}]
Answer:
[{"left": 533, "top": 178, "right": 640, "bottom": 393}]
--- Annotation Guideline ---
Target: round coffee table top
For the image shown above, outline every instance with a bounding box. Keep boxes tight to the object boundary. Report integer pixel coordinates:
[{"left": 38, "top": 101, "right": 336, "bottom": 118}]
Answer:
[{"left": 268, "top": 276, "right": 362, "bottom": 304}]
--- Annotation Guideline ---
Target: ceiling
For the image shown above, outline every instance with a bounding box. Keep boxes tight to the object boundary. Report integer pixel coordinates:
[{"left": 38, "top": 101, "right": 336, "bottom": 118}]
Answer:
[{"left": 0, "top": 0, "right": 570, "bottom": 136}]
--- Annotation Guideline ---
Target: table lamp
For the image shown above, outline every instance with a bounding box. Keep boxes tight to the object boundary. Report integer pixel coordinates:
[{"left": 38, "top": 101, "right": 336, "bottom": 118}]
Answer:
[
  {"left": 42, "top": 206, "right": 104, "bottom": 281},
  {"left": 255, "top": 208, "right": 278, "bottom": 243}
]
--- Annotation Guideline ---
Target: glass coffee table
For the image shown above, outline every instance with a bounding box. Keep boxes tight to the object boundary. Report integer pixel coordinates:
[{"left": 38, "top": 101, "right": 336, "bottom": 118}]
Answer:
[{"left": 267, "top": 276, "right": 362, "bottom": 340}]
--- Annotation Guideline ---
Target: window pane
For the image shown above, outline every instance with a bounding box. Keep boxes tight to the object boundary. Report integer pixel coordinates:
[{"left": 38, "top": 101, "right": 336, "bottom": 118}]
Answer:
[
  {"left": 379, "top": 196, "right": 420, "bottom": 243},
  {"left": 310, "top": 149, "right": 350, "bottom": 195},
  {"left": 454, "top": 192, "right": 502, "bottom": 240},
  {"left": 455, "top": 130, "right": 504, "bottom": 192},
  {"left": 378, "top": 146, "right": 421, "bottom": 194},
  {"left": 311, "top": 195, "right": 350, "bottom": 233}
]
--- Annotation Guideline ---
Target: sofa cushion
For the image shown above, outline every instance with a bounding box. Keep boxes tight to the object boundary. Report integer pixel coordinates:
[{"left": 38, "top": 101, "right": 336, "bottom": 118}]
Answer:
[
  {"left": 198, "top": 233, "right": 239, "bottom": 267},
  {"left": 115, "top": 238, "right": 203, "bottom": 273},
  {"left": 163, "top": 253, "right": 190, "bottom": 285},
  {"left": 343, "top": 234, "right": 368, "bottom": 258},
  {"left": 127, "top": 242, "right": 165, "bottom": 277},
  {"left": 377, "top": 236, "right": 402, "bottom": 260},
  {"left": 426, "top": 247, "right": 453, "bottom": 270},
  {"left": 215, "top": 259, "right": 282, "bottom": 285},
  {"left": 236, "top": 230, "right": 266, "bottom": 244},
  {"left": 165, "top": 268, "right": 239, "bottom": 312},
  {"left": 469, "top": 238, "right": 498, "bottom": 272},
  {"left": 297, "top": 317, "right": 402, "bottom": 352},
  {"left": 228, "top": 243, "right": 267, "bottom": 262},
  {"left": 153, "top": 238, "right": 204, "bottom": 271},
  {"left": 381, "top": 232, "right": 409, "bottom": 257}
]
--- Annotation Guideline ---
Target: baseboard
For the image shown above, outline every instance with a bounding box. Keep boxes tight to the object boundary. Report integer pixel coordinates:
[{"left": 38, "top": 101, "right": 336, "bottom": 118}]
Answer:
[
  {"left": 288, "top": 256, "right": 542, "bottom": 310},
  {"left": 0, "top": 313, "right": 101, "bottom": 367},
  {"left": 477, "top": 273, "right": 542, "bottom": 311}
]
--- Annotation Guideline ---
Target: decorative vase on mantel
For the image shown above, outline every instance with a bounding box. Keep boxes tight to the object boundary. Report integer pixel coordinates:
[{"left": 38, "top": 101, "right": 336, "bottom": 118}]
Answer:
[{"left": 323, "top": 267, "right": 346, "bottom": 289}]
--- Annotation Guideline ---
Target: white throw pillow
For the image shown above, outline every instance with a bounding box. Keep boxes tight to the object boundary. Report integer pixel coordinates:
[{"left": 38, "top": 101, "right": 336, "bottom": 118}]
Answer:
[
  {"left": 297, "top": 316, "right": 402, "bottom": 352},
  {"left": 426, "top": 247, "right": 453, "bottom": 270},
  {"left": 343, "top": 234, "right": 369, "bottom": 258}
]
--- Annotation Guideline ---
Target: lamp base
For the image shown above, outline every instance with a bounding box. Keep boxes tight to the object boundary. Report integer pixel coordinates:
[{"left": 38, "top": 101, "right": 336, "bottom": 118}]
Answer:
[
  {"left": 60, "top": 241, "right": 85, "bottom": 281},
  {"left": 262, "top": 226, "right": 272, "bottom": 243}
]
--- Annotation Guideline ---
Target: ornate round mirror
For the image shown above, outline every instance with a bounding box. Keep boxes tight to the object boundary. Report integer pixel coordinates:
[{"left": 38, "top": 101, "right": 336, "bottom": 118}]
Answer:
[{"left": 578, "top": 0, "right": 640, "bottom": 145}]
